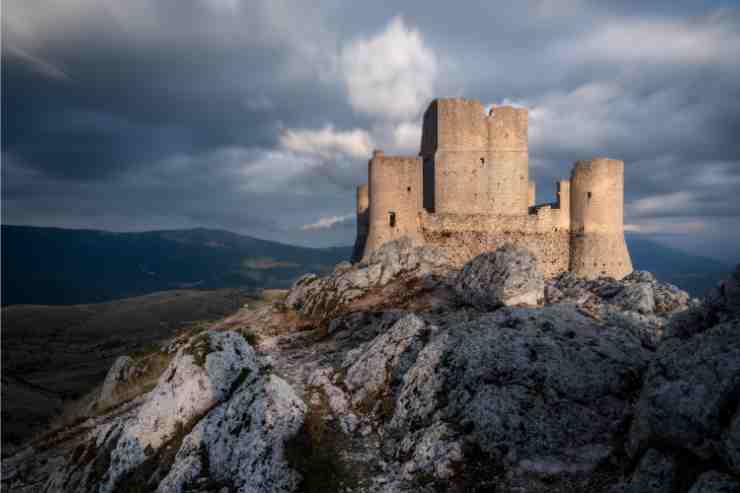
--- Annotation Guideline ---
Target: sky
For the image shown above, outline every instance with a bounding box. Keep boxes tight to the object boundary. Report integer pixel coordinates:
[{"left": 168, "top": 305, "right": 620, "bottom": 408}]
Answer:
[{"left": 2, "top": 0, "right": 739, "bottom": 263}]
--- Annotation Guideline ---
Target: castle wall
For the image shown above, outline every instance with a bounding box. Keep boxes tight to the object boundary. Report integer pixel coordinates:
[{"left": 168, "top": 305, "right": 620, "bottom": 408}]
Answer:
[
  {"left": 556, "top": 180, "right": 571, "bottom": 230},
  {"left": 424, "top": 99, "right": 529, "bottom": 215},
  {"left": 569, "top": 158, "right": 632, "bottom": 279},
  {"left": 363, "top": 152, "right": 422, "bottom": 259},
  {"left": 354, "top": 98, "right": 632, "bottom": 281},
  {"left": 351, "top": 184, "right": 369, "bottom": 262},
  {"left": 420, "top": 211, "right": 570, "bottom": 278}
]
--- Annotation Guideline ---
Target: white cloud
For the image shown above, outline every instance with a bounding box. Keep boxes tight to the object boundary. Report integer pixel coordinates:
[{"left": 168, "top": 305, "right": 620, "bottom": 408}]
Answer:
[
  {"left": 4, "top": 46, "right": 70, "bottom": 81},
  {"left": 392, "top": 121, "right": 422, "bottom": 152},
  {"left": 555, "top": 14, "right": 740, "bottom": 65},
  {"left": 301, "top": 213, "right": 354, "bottom": 231},
  {"left": 625, "top": 221, "right": 705, "bottom": 235},
  {"left": 628, "top": 191, "right": 694, "bottom": 216},
  {"left": 279, "top": 126, "right": 374, "bottom": 159},
  {"left": 340, "top": 16, "right": 437, "bottom": 121}
]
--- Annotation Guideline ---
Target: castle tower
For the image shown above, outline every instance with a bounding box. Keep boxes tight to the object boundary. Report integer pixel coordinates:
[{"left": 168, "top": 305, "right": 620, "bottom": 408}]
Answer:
[
  {"left": 420, "top": 99, "right": 529, "bottom": 215},
  {"left": 351, "top": 185, "right": 369, "bottom": 262},
  {"left": 362, "top": 151, "right": 422, "bottom": 259},
  {"left": 569, "top": 158, "right": 632, "bottom": 279},
  {"left": 555, "top": 180, "right": 570, "bottom": 230}
]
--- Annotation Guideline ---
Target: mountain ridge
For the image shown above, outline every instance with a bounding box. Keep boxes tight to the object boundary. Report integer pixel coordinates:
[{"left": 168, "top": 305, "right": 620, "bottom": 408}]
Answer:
[{"left": 1, "top": 225, "right": 730, "bottom": 306}]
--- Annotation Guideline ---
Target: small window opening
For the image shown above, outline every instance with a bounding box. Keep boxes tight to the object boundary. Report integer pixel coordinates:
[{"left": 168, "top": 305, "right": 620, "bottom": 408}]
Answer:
[
  {"left": 480, "top": 157, "right": 485, "bottom": 166},
  {"left": 587, "top": 192, "right": 592, "bottom": 200},
  {"left": 407, "top": 186, "right": 411, "bottom": 192},
  {"left": 389, "top": 211, "right": 396, "bottom": 228}
]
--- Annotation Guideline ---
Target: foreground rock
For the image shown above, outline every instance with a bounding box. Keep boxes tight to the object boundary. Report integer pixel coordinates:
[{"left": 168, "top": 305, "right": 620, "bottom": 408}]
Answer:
[
  {"left": 2, "top": 331, "right": 306, "bottom": 493},
  {"left": 623, "top": 265, "right": 740, "bottom": 491},
  {"left": 5, "top": 250, "right": 734, "bottom": 493},
  {"left": 454, "top": 244, "right": 544, "bottom": 310},
  {"left": 546, "top": 269, "right": 696, "bottom": 348},
  {"left": 351, "top": 305, "right": 650, "bottom": 491}
]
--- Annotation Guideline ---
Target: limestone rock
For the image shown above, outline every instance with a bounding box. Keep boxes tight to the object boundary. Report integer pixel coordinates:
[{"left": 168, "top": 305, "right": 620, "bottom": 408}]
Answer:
[
  {"left": 95, "top": 355, "right": 135, "bottom": 410},
  {"left": 610, "top": 282, "right": 655, "bottom": 314},
  {"left": 688, "top": 471, "right": 740, "bottom": 493},
  {"left": 624, "top": 449, "right": 675, "bottom": 493},
  {"left": 157, "top": 374, "right": 305, "bottom": 493},
  {"left": 628, "top": 319, "right": 740, "bottom": 464},
  {"left": 6, "top": 330, "right": 306, "bottom": 493},
  {"left": 384, "top": 305, "right": 649, "bottom": 491},
  {"left": 286, "top": 237, "right": 452, "bottom": 320},
  {"left": 344, "top": 314, "right": 437, "bottom": 408},
  {"left": 453, "top": 244, "right": 544, "bottom": 310}
]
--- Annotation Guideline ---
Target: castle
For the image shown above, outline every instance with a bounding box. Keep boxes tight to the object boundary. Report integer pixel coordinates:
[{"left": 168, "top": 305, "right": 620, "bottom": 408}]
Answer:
[{"left": 352, "top": 97, "right": 633, "bottom": 280}]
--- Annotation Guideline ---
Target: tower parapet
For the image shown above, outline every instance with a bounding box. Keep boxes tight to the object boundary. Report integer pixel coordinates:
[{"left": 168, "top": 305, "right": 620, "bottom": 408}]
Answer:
[{"left": 569, "top": 158, "right": 632, "bottom": 279}]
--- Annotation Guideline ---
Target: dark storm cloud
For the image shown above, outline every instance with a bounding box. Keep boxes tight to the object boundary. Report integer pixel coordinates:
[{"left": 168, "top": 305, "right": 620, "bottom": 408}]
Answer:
[{"left": 2, "top": 0, "right": 739, "bottom": 260}]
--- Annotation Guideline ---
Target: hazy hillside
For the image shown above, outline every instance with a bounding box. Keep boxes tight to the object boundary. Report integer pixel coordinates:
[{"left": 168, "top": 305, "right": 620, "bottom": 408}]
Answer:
[
  {"left": 626, "top": 234, "right": 731, "bottom": 296},
  {"left": 1, "top": 226, "right": 730, "bottom": 306},
  {"left": 2, "top": 225, "right": 351, "bottom": 305}
]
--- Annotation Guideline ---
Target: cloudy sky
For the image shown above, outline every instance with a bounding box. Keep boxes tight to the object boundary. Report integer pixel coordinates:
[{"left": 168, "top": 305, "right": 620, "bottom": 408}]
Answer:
[{"left": 2, "top": 0, "right": 739, "bottom": 263}]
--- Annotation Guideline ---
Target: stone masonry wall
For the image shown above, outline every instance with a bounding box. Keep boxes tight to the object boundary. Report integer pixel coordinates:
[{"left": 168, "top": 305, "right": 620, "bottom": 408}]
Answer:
[
  {"left": 570, "top": 158, "right": 632, "bottom": 279},
  {"left": 427, "top": 99, "right": 529, "bottom": 216},
  {"left": 352, "top": 185, "right": 369, "bottom": 262},
  {"left": 420, "top": 211, "right": 570, "bottom": 278}
]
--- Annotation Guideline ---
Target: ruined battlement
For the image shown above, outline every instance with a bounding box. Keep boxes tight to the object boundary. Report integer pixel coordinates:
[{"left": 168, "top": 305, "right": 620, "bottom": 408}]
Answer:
[{"left": 354, "top": 98, "right": 633, "bottom": 280}]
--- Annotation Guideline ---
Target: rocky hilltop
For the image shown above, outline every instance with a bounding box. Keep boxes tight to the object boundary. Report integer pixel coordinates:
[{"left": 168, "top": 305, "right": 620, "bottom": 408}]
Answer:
[{"left": 3, "top": 240, "right": 739, "bottom": 493}]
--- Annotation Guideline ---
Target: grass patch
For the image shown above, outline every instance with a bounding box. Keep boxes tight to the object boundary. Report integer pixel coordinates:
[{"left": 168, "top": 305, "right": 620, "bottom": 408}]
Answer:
[
  {"left": 184, "top": 333, "right": 213, "bottom": 367},
  {"left": 285, "top": 389, "right": 356, "bottom": 493}
]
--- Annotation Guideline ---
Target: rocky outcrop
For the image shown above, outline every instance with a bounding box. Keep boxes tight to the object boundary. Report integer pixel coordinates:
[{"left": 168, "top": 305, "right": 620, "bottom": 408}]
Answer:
[
  {"left": 5, "top": 251, "right": 737, "bottom": 493},
  {"left": 2, "top": 331, "right": 306, "bottom": 493},
  {"left": 286, "top": 237, "right": 451, "bottom": 320},
  {"left": 453, "top": 244, "right": 544, "bottom": 310},
  {"left": 380, "top": 305, "right": 649, "bottom": 491},
  {"left": 622, "top": 265, "right": 740, "bottom": 491},
  {"left": 546, "top": 269, "right": 695, "bottom": 348},
  {"left": 95, "top": 356, "right": 135, "bottom": 410}
]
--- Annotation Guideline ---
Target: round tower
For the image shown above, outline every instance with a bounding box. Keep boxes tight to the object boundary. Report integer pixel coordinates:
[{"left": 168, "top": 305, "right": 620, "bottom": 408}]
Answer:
[
  {"left": 351, "top": 184, "right": 369, "bottom": 262},
  {"left": 362, "top": 151, "right": 422, "bottom": 259},
  {"left": 569, "top": 158, "right": 632, "bottom": 279}
]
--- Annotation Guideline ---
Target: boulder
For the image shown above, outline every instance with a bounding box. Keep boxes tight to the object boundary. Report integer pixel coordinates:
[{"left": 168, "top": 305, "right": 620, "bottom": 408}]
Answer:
[
  {"left": 95, "top": 355, "right": 135, "bottom": 410},
  {"left": 454, "top": 244, "right": 544, "bottom": 310},
  {"left": 18, "top": 330, "right": 306, "bottom": 493},
  {"left": 688, "top": 471, "right": 740, "bottom": 493},
  {"left": 610, "top": 282, "right": 655, "bottom": 314},
  {"left": 286, "top": 237, "right": 452, "bottom": 320},
  {"left": 624, "top": 449, "right": 675, "bottom": 493},
  {"left": 380, "top": 305, "right": 649, "bottom": 490}
]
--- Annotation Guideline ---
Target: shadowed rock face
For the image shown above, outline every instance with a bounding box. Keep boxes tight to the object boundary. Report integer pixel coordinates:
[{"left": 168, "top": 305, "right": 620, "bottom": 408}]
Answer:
[
  {"left": 453, "top": 243, "right": 545, "bottom": 309},
  {"left": 3, "top": 248, "right": 738, "bottom": 493}
]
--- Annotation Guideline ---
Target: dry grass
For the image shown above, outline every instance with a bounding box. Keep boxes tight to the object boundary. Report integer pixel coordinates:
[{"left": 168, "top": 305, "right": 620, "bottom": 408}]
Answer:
[
  {"left": 35, "top": 349, "right": 175, "bottom": 446},
  {"left": 259, "top": 289, "right": 289, "bottom": 302}
]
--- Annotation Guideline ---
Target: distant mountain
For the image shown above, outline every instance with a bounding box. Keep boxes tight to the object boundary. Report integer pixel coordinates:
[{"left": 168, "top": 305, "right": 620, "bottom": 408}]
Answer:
[
  {"left": 2, "top": 225, "right": 729, "bottom": 305},
  {"left": 1, "top": 225, "right": 351, "bottom": 306},
  {"left": 626, "top": 234, "right": 731, "bottom": 297}
]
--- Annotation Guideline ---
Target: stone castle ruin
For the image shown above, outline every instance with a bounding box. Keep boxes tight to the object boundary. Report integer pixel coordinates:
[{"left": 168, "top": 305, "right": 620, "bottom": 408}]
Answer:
[{"left": 352, "top": 97, "right": 633, "bottom": 279}]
